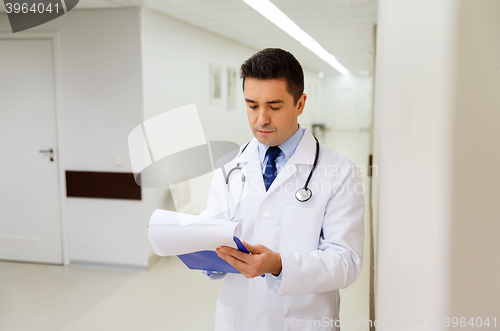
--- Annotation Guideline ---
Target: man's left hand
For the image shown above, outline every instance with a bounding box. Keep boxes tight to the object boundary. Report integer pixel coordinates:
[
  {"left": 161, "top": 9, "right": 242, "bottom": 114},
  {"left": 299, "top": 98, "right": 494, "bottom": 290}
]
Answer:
[{"left": 216, "top": 241, "right": 282, "bottom": 278}]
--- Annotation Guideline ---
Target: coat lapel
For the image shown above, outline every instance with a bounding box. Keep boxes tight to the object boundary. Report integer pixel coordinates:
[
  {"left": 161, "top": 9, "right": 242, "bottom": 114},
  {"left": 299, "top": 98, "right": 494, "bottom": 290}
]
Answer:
[{"left": 236, "top": 138, "right": 266, "bottom": 195}]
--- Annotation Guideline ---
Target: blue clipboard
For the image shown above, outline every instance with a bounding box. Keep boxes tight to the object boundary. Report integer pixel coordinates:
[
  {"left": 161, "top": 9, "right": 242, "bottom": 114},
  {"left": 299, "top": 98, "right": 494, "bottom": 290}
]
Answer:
[{"left": 177, "top": 236, "right": 252, "bottom": 274}]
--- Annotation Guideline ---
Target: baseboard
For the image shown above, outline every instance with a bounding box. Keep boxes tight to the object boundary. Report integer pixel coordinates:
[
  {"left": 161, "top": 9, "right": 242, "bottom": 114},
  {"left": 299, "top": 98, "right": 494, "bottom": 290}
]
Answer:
[{"left": 70, "top": 260, "right": 148, "bottom": 272}]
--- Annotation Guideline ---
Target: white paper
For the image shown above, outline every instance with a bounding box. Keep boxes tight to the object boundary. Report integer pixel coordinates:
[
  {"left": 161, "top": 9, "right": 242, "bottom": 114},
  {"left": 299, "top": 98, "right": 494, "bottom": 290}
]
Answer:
[{"left": 148, "top": 209, "right": 242, "bottom": 256}]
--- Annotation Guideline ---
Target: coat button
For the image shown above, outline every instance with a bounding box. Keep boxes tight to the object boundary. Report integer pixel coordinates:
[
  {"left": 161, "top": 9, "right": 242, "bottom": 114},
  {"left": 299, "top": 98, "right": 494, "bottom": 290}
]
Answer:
[{"left": 264, "top": 211, "right": 270, "bottom": 218}]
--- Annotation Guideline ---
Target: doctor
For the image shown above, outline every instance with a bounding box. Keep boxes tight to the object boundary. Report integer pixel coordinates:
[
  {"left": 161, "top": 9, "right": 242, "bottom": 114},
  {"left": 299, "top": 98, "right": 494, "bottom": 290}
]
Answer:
[{"left": 201, "top": 48, "right": 365, "bottom": 331}]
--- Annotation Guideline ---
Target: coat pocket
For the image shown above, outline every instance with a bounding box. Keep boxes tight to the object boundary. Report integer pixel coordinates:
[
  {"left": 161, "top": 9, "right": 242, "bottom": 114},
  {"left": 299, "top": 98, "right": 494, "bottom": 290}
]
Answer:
[
  {"left": 214, "top": 300, "right": 234, "bottom": 331},
  {"left": 280, "top": 207, "right": 324, "bottom": 253}
]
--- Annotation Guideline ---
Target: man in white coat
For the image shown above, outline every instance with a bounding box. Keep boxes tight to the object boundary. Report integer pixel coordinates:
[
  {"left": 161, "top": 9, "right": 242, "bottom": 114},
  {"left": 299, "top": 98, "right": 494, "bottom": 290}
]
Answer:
[{"left": 201, "top": 48, "right": 365, "bottom": 331}]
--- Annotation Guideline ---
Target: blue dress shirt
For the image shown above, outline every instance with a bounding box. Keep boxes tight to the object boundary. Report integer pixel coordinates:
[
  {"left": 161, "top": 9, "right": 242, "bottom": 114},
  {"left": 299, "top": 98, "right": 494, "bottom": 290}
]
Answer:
[{"left": 257, "top": 124, "right": 306, "bottom": 175}]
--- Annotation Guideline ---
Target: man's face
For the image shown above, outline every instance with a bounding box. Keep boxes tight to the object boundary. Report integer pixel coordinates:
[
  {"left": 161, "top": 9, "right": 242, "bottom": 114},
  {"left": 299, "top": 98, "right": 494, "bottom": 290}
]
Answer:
[{"left": 244, "top": 77, "right": 307, "bottom": 146}]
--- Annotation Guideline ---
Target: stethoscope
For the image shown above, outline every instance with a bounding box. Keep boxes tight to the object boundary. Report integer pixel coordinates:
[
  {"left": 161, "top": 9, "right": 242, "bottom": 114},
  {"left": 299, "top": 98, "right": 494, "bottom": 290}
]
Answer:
[{"left": 222, "top": 136, "right": 320, "bottom": 221}]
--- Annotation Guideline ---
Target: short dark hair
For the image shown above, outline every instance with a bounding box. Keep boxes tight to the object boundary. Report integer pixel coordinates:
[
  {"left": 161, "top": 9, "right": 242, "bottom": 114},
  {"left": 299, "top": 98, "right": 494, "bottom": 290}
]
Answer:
[{"left": 240, "top": 48, "right": 304, "bottom": 105}]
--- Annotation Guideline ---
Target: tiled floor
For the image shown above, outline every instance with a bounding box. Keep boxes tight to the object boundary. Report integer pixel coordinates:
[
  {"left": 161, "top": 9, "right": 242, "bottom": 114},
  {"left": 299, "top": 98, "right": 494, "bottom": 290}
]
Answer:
[{"left": 0, "top": 257, "right": 222, "bottom": 331}]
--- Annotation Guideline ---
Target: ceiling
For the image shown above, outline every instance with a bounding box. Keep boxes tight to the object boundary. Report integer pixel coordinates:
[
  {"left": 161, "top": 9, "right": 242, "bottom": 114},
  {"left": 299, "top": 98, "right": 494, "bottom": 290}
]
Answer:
[{"left": 1, "top": 0, "right": 377, "bottom": 76}]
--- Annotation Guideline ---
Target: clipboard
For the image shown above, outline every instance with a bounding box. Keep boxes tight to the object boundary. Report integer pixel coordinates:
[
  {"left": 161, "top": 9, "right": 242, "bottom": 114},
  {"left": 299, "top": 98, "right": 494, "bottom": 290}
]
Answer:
[{"left": 177, "top": 236, "right": 250, "bottom": 274}]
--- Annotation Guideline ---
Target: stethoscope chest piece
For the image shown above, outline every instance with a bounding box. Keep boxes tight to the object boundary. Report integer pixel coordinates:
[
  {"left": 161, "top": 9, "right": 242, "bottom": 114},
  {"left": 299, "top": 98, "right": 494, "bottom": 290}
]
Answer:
[{"left": 295, "top": 187, "right": 312, "bottom": 202}]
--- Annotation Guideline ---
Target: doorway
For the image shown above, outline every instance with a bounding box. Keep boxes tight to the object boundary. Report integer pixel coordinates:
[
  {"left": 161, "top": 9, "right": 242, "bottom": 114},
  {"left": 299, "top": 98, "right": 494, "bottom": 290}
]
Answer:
[{"left": 0, "top": 38, "right": 63, "bottom": 264}]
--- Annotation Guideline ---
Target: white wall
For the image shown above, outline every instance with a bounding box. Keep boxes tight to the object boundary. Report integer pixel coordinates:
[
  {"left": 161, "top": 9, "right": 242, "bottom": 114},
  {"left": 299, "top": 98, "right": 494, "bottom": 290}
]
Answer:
[
  {"left": 320, "top": 75, "right": 373, "bottom": 132},
  {"left": 373, "top": 0, "right": 500, "bottom": 327},
  {"left": 141, "top": 9, "right": 254, "bottom": 145},
  {"left": 0, "top": 9, "right": 148, "bottom": 268},
  {"left": 301, "top": 70, "right": 323, "bottom": 129},
  {"left": 448, "top": 0, "right": 500, "bottom": 319},
  {"left": 373, "top": 0, "right": 455, "bottom": 325}
]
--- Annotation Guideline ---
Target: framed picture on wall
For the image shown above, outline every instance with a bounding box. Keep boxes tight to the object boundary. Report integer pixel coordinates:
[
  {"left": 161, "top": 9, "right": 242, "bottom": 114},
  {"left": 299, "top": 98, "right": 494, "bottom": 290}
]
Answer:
[
  {"left": 227, "top": 67, "right": 237, "bottom": 110},
  {"left": 210, "top": 64, "right": 222, "bottom": 104}
]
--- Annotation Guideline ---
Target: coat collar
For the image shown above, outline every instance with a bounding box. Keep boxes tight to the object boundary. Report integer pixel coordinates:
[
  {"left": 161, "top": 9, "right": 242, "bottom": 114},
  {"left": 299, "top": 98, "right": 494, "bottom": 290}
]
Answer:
[
  {"left": 236, "top": 128, "right": 317, "bottom": 166},
  {"left": 234, "top": 128, "right": 318, "bottom": 196},
  {"left": 288, "top": 128, "right": 317, "bottom": 165}
]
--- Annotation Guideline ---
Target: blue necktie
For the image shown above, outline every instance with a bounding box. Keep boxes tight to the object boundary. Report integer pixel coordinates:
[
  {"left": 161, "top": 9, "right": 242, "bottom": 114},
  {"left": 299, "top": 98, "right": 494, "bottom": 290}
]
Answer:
[{"left": 263, "top": 146, "right": 282, "bottom": 191}]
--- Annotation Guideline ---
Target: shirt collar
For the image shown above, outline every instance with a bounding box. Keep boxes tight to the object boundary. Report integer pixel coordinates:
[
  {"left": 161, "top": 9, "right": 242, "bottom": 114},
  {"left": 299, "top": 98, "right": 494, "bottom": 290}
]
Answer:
[{"left": 257, "top": 124, "right": 306, "bottom": 162}]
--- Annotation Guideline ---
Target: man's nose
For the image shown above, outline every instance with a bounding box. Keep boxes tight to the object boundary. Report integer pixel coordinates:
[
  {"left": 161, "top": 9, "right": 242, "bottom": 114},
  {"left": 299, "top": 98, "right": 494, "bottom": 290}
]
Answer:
[{"left": 257, "top": 108, "right": 270, "bottom": 125}]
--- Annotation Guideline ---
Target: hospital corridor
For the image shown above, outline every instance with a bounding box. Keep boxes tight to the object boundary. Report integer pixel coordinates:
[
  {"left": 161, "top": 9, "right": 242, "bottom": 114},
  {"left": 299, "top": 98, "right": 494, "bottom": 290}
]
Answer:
[{"left": 1, "top": 0, "right": 499, "bottom": 331}]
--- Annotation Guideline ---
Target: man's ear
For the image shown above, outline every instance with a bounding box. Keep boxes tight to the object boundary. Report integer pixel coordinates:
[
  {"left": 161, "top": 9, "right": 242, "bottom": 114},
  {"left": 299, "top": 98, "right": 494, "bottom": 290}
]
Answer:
[{"left": 296, "top": 93, "right": 307, "bottom": 116}]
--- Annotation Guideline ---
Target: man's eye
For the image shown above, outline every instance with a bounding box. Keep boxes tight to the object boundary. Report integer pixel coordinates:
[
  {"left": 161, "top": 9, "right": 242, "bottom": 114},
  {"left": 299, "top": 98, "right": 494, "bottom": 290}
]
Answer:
[
  {"left": 249, "top": 105, "right": 258, "bottom": 109},
  {"left": 270, "top": 107, "right": 280, "bottom": 110}
]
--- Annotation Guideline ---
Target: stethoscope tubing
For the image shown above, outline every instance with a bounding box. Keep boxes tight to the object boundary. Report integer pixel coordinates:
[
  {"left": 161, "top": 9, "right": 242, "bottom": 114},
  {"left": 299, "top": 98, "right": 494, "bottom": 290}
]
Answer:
[
  {"left": 302, "top": 137, "right": 320, "bottom": 192},
  {"left": 224, "top": 135, "right": 320, "bottom": 220}
]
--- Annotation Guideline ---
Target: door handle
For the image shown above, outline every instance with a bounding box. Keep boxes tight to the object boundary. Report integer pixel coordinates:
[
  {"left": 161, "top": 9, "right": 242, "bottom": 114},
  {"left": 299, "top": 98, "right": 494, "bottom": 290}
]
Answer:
[{"left": 39, "top": 148, "right": 54, "bottom": 162}]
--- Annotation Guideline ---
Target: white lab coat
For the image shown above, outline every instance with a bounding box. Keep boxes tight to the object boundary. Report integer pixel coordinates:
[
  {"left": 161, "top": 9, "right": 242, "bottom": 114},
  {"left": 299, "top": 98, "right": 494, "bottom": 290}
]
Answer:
[{"left": 200, "top": 128, "right": 365, "bottom": 331}]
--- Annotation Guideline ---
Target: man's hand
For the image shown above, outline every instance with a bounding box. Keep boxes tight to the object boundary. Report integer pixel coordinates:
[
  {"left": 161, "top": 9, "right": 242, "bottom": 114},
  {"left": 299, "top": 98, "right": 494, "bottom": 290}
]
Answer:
[{"left": 216, "top": 241, "right": 282, "bottom": 278}]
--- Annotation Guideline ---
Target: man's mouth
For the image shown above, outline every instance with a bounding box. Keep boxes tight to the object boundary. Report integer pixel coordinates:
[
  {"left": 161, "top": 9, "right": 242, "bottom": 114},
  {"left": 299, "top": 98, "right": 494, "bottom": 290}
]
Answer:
[{"left": 258, "top": 130, "right": 274, "bottom": 135}]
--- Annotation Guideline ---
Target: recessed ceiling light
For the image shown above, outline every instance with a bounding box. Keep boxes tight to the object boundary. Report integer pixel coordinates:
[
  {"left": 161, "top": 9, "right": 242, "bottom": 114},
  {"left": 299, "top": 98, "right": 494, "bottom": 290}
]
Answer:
[{"left": 242, "top": 0, "right": 349, "bottom": 75}]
